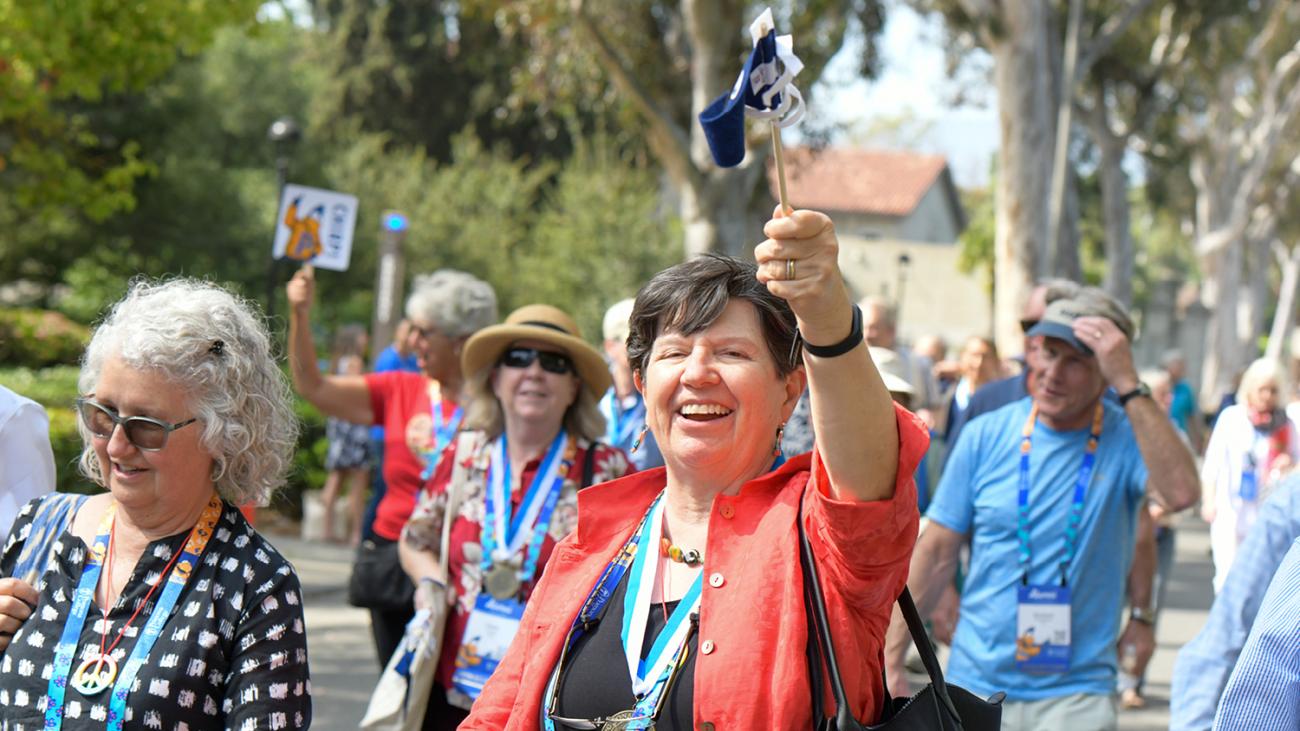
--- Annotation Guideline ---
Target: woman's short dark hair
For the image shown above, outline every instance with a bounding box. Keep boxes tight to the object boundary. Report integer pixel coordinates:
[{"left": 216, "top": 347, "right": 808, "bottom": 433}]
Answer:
[{"left": 627, "top": 255, "right": 801, "bottom": 378}]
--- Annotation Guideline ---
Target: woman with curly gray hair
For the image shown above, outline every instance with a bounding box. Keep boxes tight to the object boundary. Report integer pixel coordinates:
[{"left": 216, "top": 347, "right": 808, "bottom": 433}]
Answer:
[{"left": 0, "top": 278, "right": 311, "bottom": 730}]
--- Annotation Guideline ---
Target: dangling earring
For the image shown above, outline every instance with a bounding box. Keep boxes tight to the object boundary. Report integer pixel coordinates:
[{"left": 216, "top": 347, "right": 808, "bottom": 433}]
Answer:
[
  {"left": 773, "top": 423, "right": 786, "bottom": 457},
  {"left": 631, "top": 425, "right": 648, "bottom": 454}
]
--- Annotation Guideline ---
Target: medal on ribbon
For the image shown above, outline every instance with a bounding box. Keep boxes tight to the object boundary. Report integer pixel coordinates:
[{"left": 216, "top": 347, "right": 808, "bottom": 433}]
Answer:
[{"left": 479, "top": 431, "right": 572, "bottom": 599}]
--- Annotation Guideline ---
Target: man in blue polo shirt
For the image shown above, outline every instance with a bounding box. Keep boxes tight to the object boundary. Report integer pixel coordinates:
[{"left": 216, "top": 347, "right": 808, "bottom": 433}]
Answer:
[{"left": 885, "top": 292, "right": 1200, "bottom": 731}]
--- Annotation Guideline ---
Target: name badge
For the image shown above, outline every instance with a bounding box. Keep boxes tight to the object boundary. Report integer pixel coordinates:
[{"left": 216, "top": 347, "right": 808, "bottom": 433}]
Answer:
[
  {"left": 1239, "top": 469, "right": 1259, "bottom": 501},
  {"left": 1015, "top": 584, "right": 1071, "bottom": 673},
  {"left": 451, "top": 593, "right": 526, "bottom": 700}
]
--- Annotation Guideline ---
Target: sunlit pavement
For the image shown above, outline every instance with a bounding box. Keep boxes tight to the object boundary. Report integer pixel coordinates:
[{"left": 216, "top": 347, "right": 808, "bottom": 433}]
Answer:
[
  {"left": 268, "top": 519, "right": 1217, "bottom": 730},
  {"left": 1118, "top": 519, "right": 1214, "bottom": 730}
]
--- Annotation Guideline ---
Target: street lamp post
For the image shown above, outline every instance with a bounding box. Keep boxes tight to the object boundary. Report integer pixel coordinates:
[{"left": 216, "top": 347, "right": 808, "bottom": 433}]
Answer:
[
  {"left": 371, "top": 211, "right": 409, "bottom": 367},
  {"left": 895, "top": 252, "right": 912, "bottom": 326},
  {"left": 266, "top": 116, "right": 301, "bottom": 322}
]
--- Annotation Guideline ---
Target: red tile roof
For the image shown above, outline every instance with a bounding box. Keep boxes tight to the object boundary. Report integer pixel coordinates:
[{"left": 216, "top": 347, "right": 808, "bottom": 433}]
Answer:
[{"left": 768, "top": 147, "right": 951, "bottom": 217}]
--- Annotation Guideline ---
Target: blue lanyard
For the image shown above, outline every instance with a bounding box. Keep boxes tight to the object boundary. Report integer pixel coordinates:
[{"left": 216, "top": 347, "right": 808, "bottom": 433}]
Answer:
[
  {"left": 543, "top": 495, "right": 690, "bottom": 731},
  {"left": 420, "top": 399, "right": 463, "bottom": 480},
  {"left": 1017, "top": 402, "right": 1103, "bottom": 586},
  {"left": 481, "top": 431, "right": 572, "bottom": 583},
  {"left": 602, "top": 392, "right": 645, "bottom": 447},
  {"left": 46, "top": 495, "right": 222, "bottom": 731}
]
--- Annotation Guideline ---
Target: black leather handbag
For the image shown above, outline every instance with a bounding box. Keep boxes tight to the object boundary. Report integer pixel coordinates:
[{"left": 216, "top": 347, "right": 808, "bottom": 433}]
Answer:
[
  {"left": 798, "top": 493, "right": 1004, "bottom": 730},
  {"left": 347, "top": 538, "right": 416, "bottom": 612}
]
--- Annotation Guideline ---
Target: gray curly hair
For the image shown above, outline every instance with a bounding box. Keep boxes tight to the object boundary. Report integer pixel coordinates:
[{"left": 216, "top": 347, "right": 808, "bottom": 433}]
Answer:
[
  {"left": 77, "top": 278, "right": 299, "bottom": 505},
  {"left": 405, "top": 269, "right": 498, "bottom": 338}
]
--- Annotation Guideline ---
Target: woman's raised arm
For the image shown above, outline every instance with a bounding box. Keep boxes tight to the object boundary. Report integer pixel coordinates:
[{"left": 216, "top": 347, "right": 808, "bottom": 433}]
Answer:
[
  {"left": 286, "top": 265, "right": 375, "bottom": 425},
  {"left": 755, "top": 207, "right": 901, "bottom": 502}
]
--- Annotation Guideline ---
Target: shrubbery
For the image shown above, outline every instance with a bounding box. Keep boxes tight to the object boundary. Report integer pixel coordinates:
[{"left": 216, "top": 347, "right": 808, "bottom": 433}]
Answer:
[{"left": 0, "top": 309, "right": 89, "bottom": 368}]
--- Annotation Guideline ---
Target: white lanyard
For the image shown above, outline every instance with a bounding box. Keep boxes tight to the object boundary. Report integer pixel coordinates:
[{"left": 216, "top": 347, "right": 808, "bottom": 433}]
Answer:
[
  {"left": 487, "top": 432, "right": 567, "bottom": 562},
  {"left": 621, "top": 495, "right": 702, "bottom": 697}
]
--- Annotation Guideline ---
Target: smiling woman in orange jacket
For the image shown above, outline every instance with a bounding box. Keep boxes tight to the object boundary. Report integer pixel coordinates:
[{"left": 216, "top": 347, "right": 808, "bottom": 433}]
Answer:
[{"left": 461, "top": 208, "right": 927, "bottom": 730}]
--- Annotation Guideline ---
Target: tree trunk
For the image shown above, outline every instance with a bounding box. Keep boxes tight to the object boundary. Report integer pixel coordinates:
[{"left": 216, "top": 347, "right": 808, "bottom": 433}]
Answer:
[
  {"left": 1198, "top": 239, "right": 1249, "bottom": 410},
  {"left": 1266, "top": 244, "right": 1300, "bottom": 362},
  {"left": 681, "top": 169, "right": 762, "bottom": 259},
  {"left": 990, "top": 3, "right": 1055, "bottom": 356},
  {"left": 1097, "top": 137, "right": 1133, "bottom": 306}
]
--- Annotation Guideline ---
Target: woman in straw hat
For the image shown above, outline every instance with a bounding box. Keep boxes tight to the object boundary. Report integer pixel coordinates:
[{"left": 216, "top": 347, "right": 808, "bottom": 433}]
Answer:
[
  {"left": 398, "top": 304, "right": 633, "bottom": 727},
  {"left": 462, "top": 207, "right": 926, "bottom": 730}
]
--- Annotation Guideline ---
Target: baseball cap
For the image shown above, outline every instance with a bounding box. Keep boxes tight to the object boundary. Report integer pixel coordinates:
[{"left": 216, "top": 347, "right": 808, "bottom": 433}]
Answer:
[{"left": 1026, "top": 297, "right": 1130, "bottom": 355}]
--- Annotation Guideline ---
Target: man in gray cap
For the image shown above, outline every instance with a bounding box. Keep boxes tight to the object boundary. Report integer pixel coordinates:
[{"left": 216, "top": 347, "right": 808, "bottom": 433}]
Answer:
[{"left": 885, "top": 289, "right": 1200, "bottom": 731}]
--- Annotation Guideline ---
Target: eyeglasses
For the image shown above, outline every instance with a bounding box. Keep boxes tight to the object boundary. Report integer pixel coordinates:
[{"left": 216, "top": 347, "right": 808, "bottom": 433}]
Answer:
[
  {"left": 76, "top": 398, "right": 198, "bottom": 452},
  {"left": 498, "top": 347, "right": 574, "bottom": 375},
  {"left": 409, "top": 322, "right": 440, "bottom": 340},
  {"left": 1019, "top": 319, "right": 1039, "bottom": 334}
]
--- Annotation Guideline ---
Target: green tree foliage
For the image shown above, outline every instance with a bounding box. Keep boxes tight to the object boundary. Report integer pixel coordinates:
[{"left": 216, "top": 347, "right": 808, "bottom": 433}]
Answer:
[
  {"left": 310, "top": 0, "right": 579, "bottom": 162},
  {"left": 522, "top": 137, "right": 681, "bottom": 339},
  {"left": 0, "top": 0, "right": 261, "bottom": 221},
  {"left": 326, "top": 129, "right": 678, "bottom": 341},
  {"left": 464, "top": 0, "right": 888, "bottom": 256}
]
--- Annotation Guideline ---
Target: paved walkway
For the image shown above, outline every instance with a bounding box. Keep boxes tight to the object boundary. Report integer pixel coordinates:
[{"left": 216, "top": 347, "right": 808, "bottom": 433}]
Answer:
[{"left": 270, "top": 518, "right": 1219, "bottom": 730}]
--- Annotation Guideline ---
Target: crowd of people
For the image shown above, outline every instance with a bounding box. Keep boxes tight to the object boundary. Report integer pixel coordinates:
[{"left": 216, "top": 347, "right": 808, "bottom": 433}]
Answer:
[{"left": 0, "top": 204, "right": 1297, "bottom": 730}]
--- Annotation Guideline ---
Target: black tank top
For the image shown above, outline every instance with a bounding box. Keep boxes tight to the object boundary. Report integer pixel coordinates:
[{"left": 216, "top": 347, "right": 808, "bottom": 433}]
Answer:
[{"left": 549, "top": 567, "right": 697, "bottom": 730}]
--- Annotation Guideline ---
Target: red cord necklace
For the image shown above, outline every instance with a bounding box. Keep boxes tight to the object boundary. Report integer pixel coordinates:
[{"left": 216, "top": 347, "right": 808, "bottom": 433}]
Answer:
[{"left": 77, "top": 522, "right": 194, "bottom": 691}]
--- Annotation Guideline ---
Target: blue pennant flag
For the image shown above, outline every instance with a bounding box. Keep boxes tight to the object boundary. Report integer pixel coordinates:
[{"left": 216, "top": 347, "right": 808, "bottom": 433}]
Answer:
[{"left": 698, "top": 8, "right": 805, "bottom": 168}]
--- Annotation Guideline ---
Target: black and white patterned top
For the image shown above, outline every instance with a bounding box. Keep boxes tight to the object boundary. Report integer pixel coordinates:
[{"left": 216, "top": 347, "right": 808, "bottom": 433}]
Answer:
[{"left": 0, "top": 496, "right": 312, "bottom": 731}]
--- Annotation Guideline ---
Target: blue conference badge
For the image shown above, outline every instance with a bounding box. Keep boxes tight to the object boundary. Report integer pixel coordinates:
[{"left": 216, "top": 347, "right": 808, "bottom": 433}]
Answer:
[
  {"left": 451, "top": 594, "right": 526, "bottom": 700},
  {"left": 1015, "top": 584, "right": 1072, "bottom": 673}
]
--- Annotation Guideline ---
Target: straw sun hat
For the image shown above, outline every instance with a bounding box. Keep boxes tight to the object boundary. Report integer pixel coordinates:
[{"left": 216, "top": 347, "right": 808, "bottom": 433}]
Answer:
[{"left": 461, "top": 304, "right": 612, "bottom": 399}]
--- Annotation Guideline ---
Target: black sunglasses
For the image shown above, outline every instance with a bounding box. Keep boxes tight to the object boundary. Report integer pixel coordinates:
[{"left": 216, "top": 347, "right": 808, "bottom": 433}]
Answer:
[
  {"left": 498, "top": 347, "right": 574, "bottom": 375},
  {"left": 76, "top": 398, "right": 198, "bottom": 452}
]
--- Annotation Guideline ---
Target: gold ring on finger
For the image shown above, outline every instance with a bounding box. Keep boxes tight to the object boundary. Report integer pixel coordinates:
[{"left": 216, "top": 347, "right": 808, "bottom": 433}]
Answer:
[{"left": 786, "top": 259, "right": 796, "bottom": 281}]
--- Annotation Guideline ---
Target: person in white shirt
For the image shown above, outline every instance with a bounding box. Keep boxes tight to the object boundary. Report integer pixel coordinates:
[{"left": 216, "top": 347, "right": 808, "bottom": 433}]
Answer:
[
  {"left": 0, "top": 384, "right": 56, "bottom": 543},
  {"left": 1202, "top": 357, "right": 1300, "bottom": 593}
]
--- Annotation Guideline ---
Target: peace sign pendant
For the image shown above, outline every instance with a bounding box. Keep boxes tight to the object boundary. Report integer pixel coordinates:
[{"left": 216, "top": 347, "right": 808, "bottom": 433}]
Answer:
[{"left": 71, "top": 653, "right": 118, "bottom": 695}]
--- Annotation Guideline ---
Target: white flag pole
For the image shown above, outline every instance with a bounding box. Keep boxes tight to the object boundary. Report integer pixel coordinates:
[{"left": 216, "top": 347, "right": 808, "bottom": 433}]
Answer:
[
  {"left": 758, "top": 16, "right": 793, "bottom": 216},
  {"left": 770, "top": 123, "right": 792, "bottom": 215}
]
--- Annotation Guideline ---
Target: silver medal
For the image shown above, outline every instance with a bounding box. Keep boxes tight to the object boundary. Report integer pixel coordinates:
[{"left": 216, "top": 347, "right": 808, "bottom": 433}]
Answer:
[
  {"left": 599, "top": 709, "right": 653, "bottom": 730},
  {"left": 483, "top": 560, "right": 522, "bottom": 600}
]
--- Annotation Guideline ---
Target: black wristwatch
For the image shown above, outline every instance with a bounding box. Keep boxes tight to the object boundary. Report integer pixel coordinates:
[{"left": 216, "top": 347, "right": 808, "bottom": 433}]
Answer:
[{"left": 1118, "top": 382, "right": 1152, "bottom": 407}]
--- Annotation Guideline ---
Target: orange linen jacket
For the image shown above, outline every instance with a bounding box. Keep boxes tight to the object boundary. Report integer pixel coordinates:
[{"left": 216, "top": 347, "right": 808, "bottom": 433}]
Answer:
[{"left": 461, "top": 403, "right": 927, "bottom": 730}]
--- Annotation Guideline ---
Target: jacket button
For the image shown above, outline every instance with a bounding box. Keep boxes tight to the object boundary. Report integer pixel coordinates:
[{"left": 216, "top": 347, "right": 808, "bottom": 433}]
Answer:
[
  {"left": 709, "top": 572, "right": 725, "bottom": 588},
  {"left": 701, "top": 639, "right": 715, "bottom": 654},
  {"left": 720, "top": 504, "right": 735, "bottom": 519},
  {"left": 701, "top": 724, "right": 715, "bottom": 731}
]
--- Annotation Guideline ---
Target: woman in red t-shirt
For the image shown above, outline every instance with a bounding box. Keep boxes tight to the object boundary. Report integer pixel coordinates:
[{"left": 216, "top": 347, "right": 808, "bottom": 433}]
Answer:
[
  {"left": 398, "top": 304, "right": 633, "bottom": 728},
  {"left": 286, "top": 265, "right": 498, "bottom": 664}
]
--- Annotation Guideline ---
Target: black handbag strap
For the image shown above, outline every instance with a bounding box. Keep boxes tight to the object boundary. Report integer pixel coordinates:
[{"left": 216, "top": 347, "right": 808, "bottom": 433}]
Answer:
[
  {"left": 798, "top": 489, "right": 867, "bottom": 731},
  {"left": 579, "top": 440, "right": 599, "bottom": 488},
  {"left": 895, "top": 588, "right": 963, "bottom": 724},
  {"left": 798, "top": 490, "right": 963, "bottom": 730}
]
